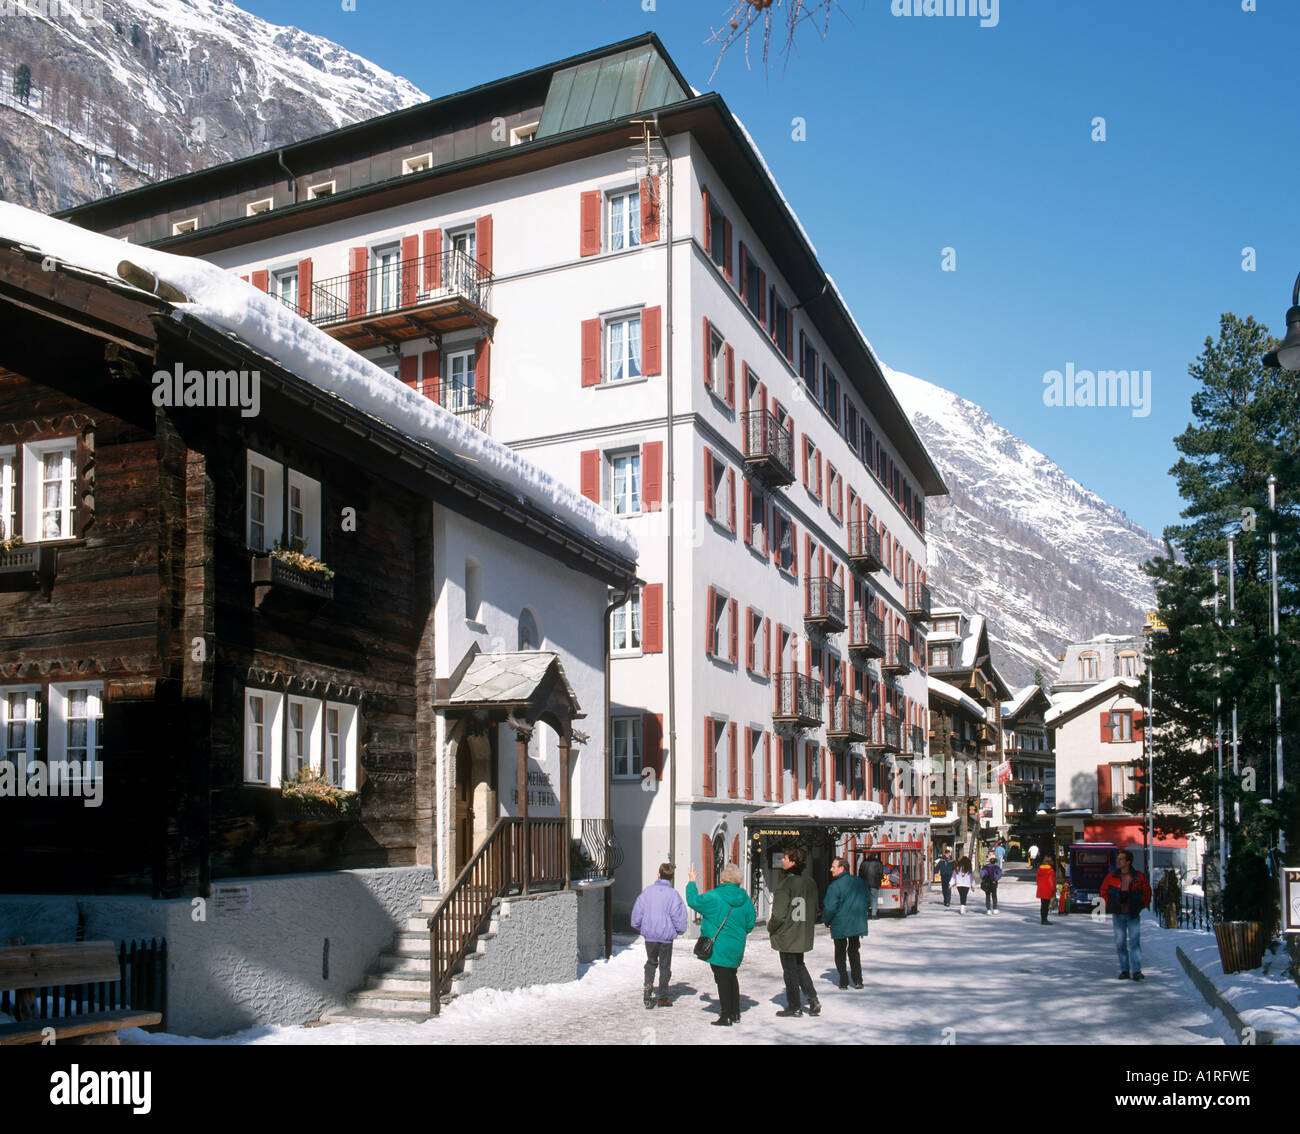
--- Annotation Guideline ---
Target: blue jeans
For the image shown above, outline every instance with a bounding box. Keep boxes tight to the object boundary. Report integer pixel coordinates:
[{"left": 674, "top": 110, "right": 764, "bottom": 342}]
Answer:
[
  {"left": 1113, "top": 914, "right": 1142, "bottom": 973},
  {"left": 866, "top": 888, "right": 879, "bottom": 917}
]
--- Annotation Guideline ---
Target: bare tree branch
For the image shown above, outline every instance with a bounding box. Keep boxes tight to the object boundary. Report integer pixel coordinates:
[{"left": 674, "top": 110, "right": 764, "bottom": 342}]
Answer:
[{"left": 706, "top": 0, "right": 853, "bottom": 81}]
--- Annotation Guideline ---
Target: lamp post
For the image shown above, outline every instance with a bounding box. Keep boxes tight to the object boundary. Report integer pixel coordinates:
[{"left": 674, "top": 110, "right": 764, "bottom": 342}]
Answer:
[
  {"left": 1268, "top": 474, "right": 1285, "bottom": 855},
  {"left": 1262, "top": 270, "right": 1300, "bottom": 371}
]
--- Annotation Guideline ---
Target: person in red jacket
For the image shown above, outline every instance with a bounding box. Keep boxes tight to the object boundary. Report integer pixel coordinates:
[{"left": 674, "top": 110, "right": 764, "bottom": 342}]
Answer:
[
  {"left": 1099, "top": 850, "right": 1152, "bottom": 980},
  {"left": 1035, "top": 855, "right": 1059, "bottom": 924}
]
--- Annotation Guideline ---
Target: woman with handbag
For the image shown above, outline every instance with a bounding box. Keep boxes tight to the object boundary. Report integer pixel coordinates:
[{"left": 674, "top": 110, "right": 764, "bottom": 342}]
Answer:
[{"left": 686, "top": 863, "right": 757, "bottom": 1027}]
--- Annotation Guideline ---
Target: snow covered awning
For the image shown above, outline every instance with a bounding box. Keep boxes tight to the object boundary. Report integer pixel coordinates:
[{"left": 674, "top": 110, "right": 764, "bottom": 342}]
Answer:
[{"left": 743, "top": 800, "right": 884, "bottom": 835}]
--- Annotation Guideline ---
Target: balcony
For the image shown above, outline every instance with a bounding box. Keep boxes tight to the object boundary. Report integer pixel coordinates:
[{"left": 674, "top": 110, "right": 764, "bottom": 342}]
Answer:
[
  {"left": 881, "top": 712, "right": 902, "bottom": 752},
  {"left": 881, "top": 635, "right": 912, "bottom": 676},
  {"left": 847, "top": 519, "right": 884, "bottom": 573},
  {"left": 773, "top": 672, "right": 823, "bottom": 727},
  {"left": 910, "top": 724, "right": 927, "bottom": 757},
  {"left": 804, "top": 576, "right": 845, "bottom": 632},
  {"left": 742, "top": 410, "right": 795, "bottom": 487},
  {"left": 906, "top": 581, "right": 932, "bottom": 622},
  {"left": 307, "top": 249, "right": 495, "bottom": 351},
  {"left": 847, "top": 607, "right": 885, "bottom": 658},
  {"left": 0, "top": 543, "right": 57, "bottom": 593},
  {"left": 827, "top": 696, "right": 871, "bottom": 741},
  {"left": 425, "top": 382, "right": 493, "bottom": 435}
]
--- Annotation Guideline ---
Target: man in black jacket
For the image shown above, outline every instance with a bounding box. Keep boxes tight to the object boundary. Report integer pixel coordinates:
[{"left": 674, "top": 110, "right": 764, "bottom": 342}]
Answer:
[
  {"left": 934, "top": 848, "right": 955, "bottom": 907},
  {"left": 769, "top": 848, "right": 821, "bottom": 1018},
  {"left": 858, "top": 852, "right": 885, "bottom": 919}
]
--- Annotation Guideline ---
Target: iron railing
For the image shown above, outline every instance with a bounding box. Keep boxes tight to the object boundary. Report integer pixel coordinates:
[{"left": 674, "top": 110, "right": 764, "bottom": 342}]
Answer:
[
  {"left": 882, "top": 713, "right": 902, "bottom": 751},
  {"left": 906, "top": 581, "right": 932, "bottom": 621},
  {"left": 883, "top": 635, "right": 912, "bottom": 673},
  {"left": 310, "top": 248, "right": 491, "bottom": 328},
  {"left": 774, "top": 671, "right": 823, "bottom": 723},
  {"left": 423, "top": 384, "right": 494, "bottom": 434},
  {"left": 829, "top": 696, "right": 871, "bottom": 740},
  {"left": 910, "top": 724, "right": 927, "bottom": 756},
  {"left": 847, "top": 608, "right": 885, "bottom": 656},
  {"left": 805, "top": 576, "right": 846, "bottom": 629},
  {"left": 571, "top": 818, "right": 624, "bottom": 881},
  {"left": 1178, "top": 893, "right": 1217, "bottom": 932},
  {"left": 847, "top": 519, "right": 884, "bottom": 571},
  {"left": 742, "top": 410, "right": 795, "bottom": 483}
]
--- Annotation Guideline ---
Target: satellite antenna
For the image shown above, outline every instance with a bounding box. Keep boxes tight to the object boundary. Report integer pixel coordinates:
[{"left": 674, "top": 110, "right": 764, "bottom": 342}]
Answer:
[{"left": 628, "top": 117, "right": 665, "bottom": 215}]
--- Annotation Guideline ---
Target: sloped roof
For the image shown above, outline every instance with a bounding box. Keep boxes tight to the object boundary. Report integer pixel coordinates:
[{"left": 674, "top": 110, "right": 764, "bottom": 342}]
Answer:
[
  {"left": 1045, "top": 677, "right": 1142, "bottom": 725},
  {"left": 537, "top": 43, "right": 687, "bottom": 137},
  {"left": 447, "top": 650, "right": 576, "bottom": 708},
  {"left": 928, "top": 675, "right": 985, "bottom": 718}
]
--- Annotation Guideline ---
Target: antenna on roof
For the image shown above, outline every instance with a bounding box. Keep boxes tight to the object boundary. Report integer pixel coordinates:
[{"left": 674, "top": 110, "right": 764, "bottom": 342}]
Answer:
[{"left": 628, "top": 117, "right": 665, "bottom": 214}]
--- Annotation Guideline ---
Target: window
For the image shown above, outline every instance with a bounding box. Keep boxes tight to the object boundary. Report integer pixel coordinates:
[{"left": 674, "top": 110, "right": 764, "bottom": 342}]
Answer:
[
  {"left": 744, "top": 481, "right": 766, "bottom": 552},
  {"left": 307, "top": 181, "right": 336, "bottom": 199},
  {"left": 611, "top": 717, "right": 643, "bottom": 779},
  {"left": 745, "top": 258, "right": 761, "bottom": 320},
  {"left": 0, "top": 686, "right": 39, "bottom": 772},
  {"left": 1118, "top": 651, "right": 1138, "bottom": 677},
  {"left": 510, "top": 121, "right": 539, "bottom": 145},
  {"left": 802, "top": 437, "right": 822, "bottom": 500},
  {"left": 445, "top": 349, "right": 476, "bottom": 410},
  {"left": 402, "top": 153, "right": 433, "bottom": 175},
  {"left": 801, "top": 336, "right": 819, "bottom": 398},
  {"left": 1079, "top": 652, "right": 1099, "bottom": 681},
  {"left": 172, "top": 218, "right": 198, "bottom": 235},
  {"left": 23, "top": 438, "right": 77, "bottom": 541},
  {"left": 245, "top": 690, "right": 281, "bottom": 785},
  {"left": 706, "top": 323, "right": 726, "bottom": 397},
  {"left": 1109, "top": 710, "right": 1133, "bottom": 742},
  {"left": 773, "top": 509, "right": 795, "bottom": 575},
  {"left": 707, "top": 198, "right": 728, "bottom": 270},
  {"left": 271, "top": 268, "right": 298, "bottom": 312},
  {"left": 746, "top": 608, "right": 769, "bottom": 676},
  {"left": 244, "top": 688, "right": 357, "bottom": 789},
  {"left": 465, "top": 558, "right": 483, "bottom": 621},
  {"left": 609, "top": 451, "right": 641, "bottom": 516},
  {"left": 821, "top": 367, "right": 840, "bottom": 424},
  {"left": 246, "top": 450, "right": 282, "bottom": 552},
  {"left": 612, "top": 590, "right": 642, "bottom": 653},
  {"left": 48, "top": 682, "right": 103, "bottom": 781},
  {"left": 518, "top": 608, "right": 540, "bottom": 650},
  {"left": 769, "top": 291, "right": 790, "bottom": 356},
  {"left": 932, "top": 616, "right": 958, "bottom": 635},
  {"left": 1109, "top": 763, "right": 1139, "bottom": 802},
  {"left": 246, "top": 198, "right": 273, "bottom": 216},
  {"left": 324, "top": 703, "right": 357, "bottom": 788},
  {"left": 607, "top": 188, "right": 641, "bottom": 251},
  {"left": 827, "top": 464, "right": 843, "bottom": 521},
  {"left": 0, "top": 446, "right": 16, "bottom": 542},
  {"left": 705, "top": 587, "right": 737, "bottom": 663},
  {"left": 605, "top": 314, "right": 642, "bottom": 383},
  {"left": 930, "top": 645, "right": 952, "bottom": 667},
  {"left": 284, "top": 696, "right": 322, "bottom": 781},
  {"left": 703, "top": 449, "right": 734, "bottom": 531},
  {"left": 371, "top": 243, "right": 401, "bottom": 313}
]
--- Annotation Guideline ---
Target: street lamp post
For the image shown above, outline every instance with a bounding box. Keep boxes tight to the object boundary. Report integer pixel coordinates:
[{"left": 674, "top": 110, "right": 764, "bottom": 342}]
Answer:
[
  {"left": 1262, "top": 270, "right": 1300, "bottom": 371},
  {"left": 1268, "top": 474, "right": 1285, "bottom": 855}
]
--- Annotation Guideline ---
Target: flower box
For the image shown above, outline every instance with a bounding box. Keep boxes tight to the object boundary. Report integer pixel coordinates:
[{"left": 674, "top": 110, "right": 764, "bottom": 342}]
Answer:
[{"left": 251, "top": 553, "right": 334, "bottom": 603}]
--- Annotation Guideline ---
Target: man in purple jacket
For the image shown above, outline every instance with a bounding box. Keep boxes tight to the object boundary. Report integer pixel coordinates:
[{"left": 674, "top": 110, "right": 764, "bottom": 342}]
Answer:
[{"left": 631, "top": 862, "right": 688, "bottom": 1008}]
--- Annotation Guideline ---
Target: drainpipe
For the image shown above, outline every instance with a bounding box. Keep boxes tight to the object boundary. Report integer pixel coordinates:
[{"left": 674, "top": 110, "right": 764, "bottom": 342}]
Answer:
[
  {"left": 276, "top": 149, "right": 297, "bottom": 206},
  {"left": 604, "top": 584, "right": 630, "bottom": 959}
]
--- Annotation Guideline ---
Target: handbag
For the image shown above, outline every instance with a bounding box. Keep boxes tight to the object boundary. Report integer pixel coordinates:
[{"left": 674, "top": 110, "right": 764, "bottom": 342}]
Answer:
[{"left": 694, "top": 905, "right": 733, "bottom": 961}]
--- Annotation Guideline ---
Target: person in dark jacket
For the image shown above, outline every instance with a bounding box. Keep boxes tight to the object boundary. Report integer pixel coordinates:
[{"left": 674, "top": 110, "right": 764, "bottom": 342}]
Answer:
[
  {"left": 858, "top": 852, "right": 885, "bottom": 919},
  {"left": 768, "top": 847, "right": 821, "bottom": 1017},
  {"left": 1099, "top": 850, "right": 1152, "bottom": 980},
  {"left": 979, "top": 857, "right": 1002, "bottom": 914},
  {"left": 822, "top": 856, "right": 869, "bottom": 989},
  {"left": 686, "top": 863, "right": 757, "bottom": 1026},
  {"left": 934, "top": 848, "right": 955, "bottom": 907},
  {"left": 630, "top": 862, "right": 688, "bottom": 1008}
]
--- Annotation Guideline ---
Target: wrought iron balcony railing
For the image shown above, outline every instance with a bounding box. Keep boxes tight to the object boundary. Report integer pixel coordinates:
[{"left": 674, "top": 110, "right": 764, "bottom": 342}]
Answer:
[
  {"left": 570, "top": 818, "right": 624, "bottom": 881},
  {"left": 847, "top": 519, "right": 884, "bottom": 573},
  {"left": 742, "top": 410, "right": 795, "bottom": 487},
  {"left": 910, "top": 724, "right": 927, "bottom": 756},
  {"left": 882, "top": 635, "right": 912, "bottom": 675},
  {"left": 828, "top": 696, "right": 871, "bottom": 741},
  {"left": 804, "top": 576, "right": 846, "bottom": 632},
  {"left": 423, "top": 383, "right": 493, "bottom": 435},
  {"left": 882, "top": 712, "right": 902, "bottom": 752},
  {"left": 310, "top": 248, "right": 491, "bottom": 326},
  {"left": 847, "top": 608, "right": 885, "bottom": 657},
  {"left": 774, "top": 671, "right": 823, "bottom": 726},
  {"left": 906, "top": 581, "right": 932, "bottom": 621}
]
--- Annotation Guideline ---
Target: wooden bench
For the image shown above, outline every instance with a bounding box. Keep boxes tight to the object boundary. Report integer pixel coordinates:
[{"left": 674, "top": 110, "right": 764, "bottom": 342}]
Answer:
[{"left": 0, "top": 941, "right": 162, "bottom": 1045}]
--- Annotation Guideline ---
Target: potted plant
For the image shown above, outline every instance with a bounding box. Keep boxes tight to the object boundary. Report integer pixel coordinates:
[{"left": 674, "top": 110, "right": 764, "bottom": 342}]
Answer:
[
  {"left": 0, "top": 532, "right": 22, "bottom": 554},
  {"left": 270, "top": 539, "right": 335, "bottom": 582},
  {"left": 1214, "top": 845, "right": 1275, "bottom": 974},
  {"left": 279, "top": 767, "right": 359, "bottom": 820}
]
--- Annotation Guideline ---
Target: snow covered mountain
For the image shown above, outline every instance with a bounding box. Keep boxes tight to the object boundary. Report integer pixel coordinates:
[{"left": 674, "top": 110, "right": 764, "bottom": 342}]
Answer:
[
  {"left": 0, "top": 0, "right": 427, "bottom": 210},
  {"left": 885, "top": 367, "right": 1164, "bottom": 690}
]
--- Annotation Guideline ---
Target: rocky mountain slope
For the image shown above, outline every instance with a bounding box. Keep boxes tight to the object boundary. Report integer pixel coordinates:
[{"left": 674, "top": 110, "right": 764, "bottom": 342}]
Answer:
[
  {"left": 0, "top": 0, "right": 427, "bottom": 211},
  {"left": 886, "top": 367, "right": 1164, "bottom": 690}
]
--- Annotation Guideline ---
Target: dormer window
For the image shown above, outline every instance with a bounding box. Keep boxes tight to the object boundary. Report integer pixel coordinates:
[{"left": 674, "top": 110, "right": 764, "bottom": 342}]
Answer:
[
  {"left": 246, "top": 198, "right": 273, "bottom": 216},
  {"left": 510, "top": 122, "right": 539, "bottom": 145},
  {"left": 172, "top": 218, "right": 198, "bottom": 235},
  {"left": 1079, "top": 652, "right": 1099, "bottom": 681},
  {"left": 402, "top": 153, "right": 433, "bottom": 175},
  {"left": 308, "top": 181, "right": 336, "bottom": 199}
]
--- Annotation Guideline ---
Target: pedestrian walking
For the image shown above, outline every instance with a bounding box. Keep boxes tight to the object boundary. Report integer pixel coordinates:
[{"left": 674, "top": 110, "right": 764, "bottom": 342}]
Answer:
[
  {"left": 1154, "top": 868, "right": 1181, "bottom": 930},
  {"left": 934, "top": 847, "right": 955, "bottom": 907},
  {"left": 979, "top": 857, "right": 1002, "bottom": 914},
  {"left": 630, "top": 862, "right": 688, "bottom": 1008},
  {"left": 1099, "top": 850, "right": 1152, "bottom": 980},
  {"left": 858, "top": 851, "right": 884, "bottom": 919},
  {"left": 994, "top": 838, "right": 1008, "bottom": 870},
  {"left": 1028, "top": 843, "right": 1040, "bottom": 871},
  {"left": 952, "top": 857, "right": 974, "bottom": 914},
  {"left": 1036, "top": 854, "right": 1058, "bottom": 924},
  {"left": 822, "top": 855, "right": 869, "bottom": 989},
  {"left": 768, "top": 847, "right": 821, "bottom": 1018},
  {"left": 686, "top": 863, "right": 757, "bottom": 1026}
]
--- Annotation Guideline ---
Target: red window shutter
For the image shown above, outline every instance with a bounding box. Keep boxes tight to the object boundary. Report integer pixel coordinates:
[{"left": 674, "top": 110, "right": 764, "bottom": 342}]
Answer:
[
  {"left": 474, "top": 337, "right": 490, "bottom": 401},
  {"left": 421, "top": 349, "right": 440, "bottom": 401},
  {"left": 702, "top": 833, "right": 714, "bottom": 888},
  {"left": 642, "top": 441, "right": 663, "bottom": 511},
  {"left": 806, "top": 742, "right": 815, "bottom": 799},
  {"left": 641, "top": 306, "right": 662, "bottom": 375},
  {"left": 725, "top": 343, "right": 735, "bottom": 406},
  {"left": 704, "top": 448, "right": 715, "bottom": 518},
  {"left": 738, "top": 243, "right": 748, "bottom": 301},
  {"left": 746, "top": 608, "right": 755, "bottom": 670},
  {"left": 240, "top": 275, "right": 250, "bottom": 284},
  {"left": 757, "top": 268, "right": 766, "bottom": 323},
  {"left": 580, "top": 450, "right": 600, "bottom": 502},
  {"left": 400, "top": 234, "right": 419, "bottom": 306},
  {"left": 791, "top": 521, "right": 799, "bottom": 574},
  {"left": 703, "top": 722, "right": 716, "bottom": 797},
  {"left": 423, "top": 228, "right": 442, "bottom": 290},
  {"left": 764, "top": 619, "right": 771, "bottom": 676},
  {"left": 821, "top": 747, "right": 828, "bottom": 800},
  {"left": 706, "top": 587, "right": 717, "bottom": 655},
  {"left": 763, "top": 500, "right": 770, "bottom": 557},
  {"left": 1133, "top": 709, "right": 1145, "bottom": 743},
  {"left": 729, "top": 597, "right": 738, "bottom": 663},
  {"left": 579, "top": 191, "right": 601, "bottom": 256},
  {"left": 728, "top": 723, "right": 738, "bottom": 797},
  {"left": 475, "top": 213, "right": 493, "bottom": 274},
  {"left": 727, "top": 468, "right": 736, "bottom": 531},
  {"left": 347, "top": 247, "right": 366, "bottom": 318},
  {"left": 763, "top": 732, "right": 772, "bottom": 801},
  {"left": 799, "top": 330, "right": 806, "bottom": 378},
  {"left": 640, "top": 176, "right": 660, "bottom": 242},
  {"left": 398, "top": 355, "right": 418, "bottom": 388},
  {"left": 1100, "top": 712, "right": 1113, "bottom": 743},
  {"left": 251, "top": 269, "right": 269, "bottom": 293},
  {"left": 723, "top": 219, "right": 733, "bottom": 281},
  {"left": 296, "top": 258, "right": 312, "bottom": 315},
  {"left": 743, "top": 483, "right": 752, "bottom": 547},
  {"left": 643, "top": 712, "right": 664, "bottom": 776},
  {"left": 642, "top": 584, "right": 663, "bottom": 653},
  {"left": 785, "top": 310, "right": 794, "bottom": 362},
  {"left": 702, "top": 316, "right": 712, "bottom": 390},
  {"left": 581, "top": 318, "right": 601, "bottom": 386},
  {"left": 730, "top": 834, "right": 740, "bottom": 866},
  {"left": 802, "top": 436, "right": 809, "bottom": 485},
  {"left": 1097, "top": 765, "right": 1112, "bottom": 813},
  {"left": 744, "top": 729, "right": 754, "bottom": 800},
  {"left": 701, "top": 186, "right": 711, "bottom": 249}
]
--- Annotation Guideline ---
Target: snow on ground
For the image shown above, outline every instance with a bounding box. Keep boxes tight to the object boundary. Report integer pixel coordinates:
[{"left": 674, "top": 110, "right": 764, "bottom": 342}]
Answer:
[
  {"left": 1166, "top": 931, "right": 1299, "bottom": 1045},
  {"left": 122, "top": 872, "right": 1251, "bottom": 1046},
  {"left": 0, "top": 203, "right": 636, "bottom": 564}
]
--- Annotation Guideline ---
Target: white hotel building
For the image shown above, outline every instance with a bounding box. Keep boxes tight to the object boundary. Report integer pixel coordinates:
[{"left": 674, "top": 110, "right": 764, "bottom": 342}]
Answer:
[{"left": 63, "top": 34, "right": 947, "bottom": 917}]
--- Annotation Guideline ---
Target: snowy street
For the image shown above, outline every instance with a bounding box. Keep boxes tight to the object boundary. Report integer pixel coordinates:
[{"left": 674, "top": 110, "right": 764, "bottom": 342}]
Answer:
[{"left": 135, "top": 870, "right": 1238, "bottom": 1046}]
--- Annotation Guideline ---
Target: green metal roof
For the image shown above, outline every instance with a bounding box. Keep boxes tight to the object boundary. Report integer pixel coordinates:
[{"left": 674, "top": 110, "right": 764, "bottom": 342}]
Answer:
[{"left": 537, "top": 44, "right": 687, "bottom": 138}]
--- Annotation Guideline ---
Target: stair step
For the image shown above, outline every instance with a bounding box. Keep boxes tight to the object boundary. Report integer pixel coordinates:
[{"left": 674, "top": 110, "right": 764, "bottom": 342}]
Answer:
[
  {"left": 322, "top": 1005, "right": 434, "bottom": 1023},
  {"left": 365, "top": 971, "right": 432, "bottom": 992},
  {"left": 348, "top": 987, "right": 437, "bottom": 1010},
  {"left": 376, "top": 953, "right": 430, "bottom": 973}
]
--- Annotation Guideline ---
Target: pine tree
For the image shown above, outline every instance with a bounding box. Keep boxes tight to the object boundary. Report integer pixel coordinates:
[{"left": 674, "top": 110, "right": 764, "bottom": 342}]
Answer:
[{"left": 13, "top": 62, "right": 31, "bottom": 106}]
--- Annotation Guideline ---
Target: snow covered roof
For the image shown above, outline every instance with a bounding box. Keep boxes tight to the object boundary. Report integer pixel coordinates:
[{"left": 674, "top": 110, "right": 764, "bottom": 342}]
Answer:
[
  {"left": 927, "top": 675, "right": 985, "bottom": 718},
  {"left": 768, "top": 800, "right": 884, "bottom": 821},
  {"left": 0, "top": 203, "right": 637, "bottom": 567},
  {"left": 1003, "top": 684, "right": 1045, "bottom": 719},
  {"left": 1045, "top": 678, "right": 1142, "bottom": 725}
]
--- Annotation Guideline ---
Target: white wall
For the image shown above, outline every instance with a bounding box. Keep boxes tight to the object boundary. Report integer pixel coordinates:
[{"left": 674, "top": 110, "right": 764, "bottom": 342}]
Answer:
[{"left": 1054, "top": 691, "right": 1145, "bottom": 811}]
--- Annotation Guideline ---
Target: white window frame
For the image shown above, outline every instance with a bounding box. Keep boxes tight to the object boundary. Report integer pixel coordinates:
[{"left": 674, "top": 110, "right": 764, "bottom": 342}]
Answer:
[
  {"left": 1118, "top": 652, "right": 1138, "bottom": 677},
  {"left": 307, "top": 181, "right": 336, "bottom": 199},
  {"left": 611, "top": 589, "right": 642, "bottom": 654},
  {"left": 286, "top": 469, "right": 322, "bottom": 558},
  {"left": 1080, "top": 652, "right": 1099, "bottom": 681},
  {"left": 371, "top": 242, "right": 402, "bottom": 313},
  {"left": 606, "top": 186, "right": 641, "bottom": 252},
  {"left": 23, "top": 437, "right": 77, "bottom": 542},
  {"left": 445, "top": 349, "right": 477, "bottom": 410},
  {"left": 271, "top": 267, "right": 298, "bottom": 311},
  {"left": 244, "top": 689, "right": 284, "bottom": 786},
  {"left": 510, "top": 121, "right": 539, "bottom": 145},
  {"left": 324, "top": 702, "right": 359, "bottom": 790},
  {"left": 708, "top": 587, "right": 732, "bottom": 660},
  {"left": 1110, "top": 710, "right": 1134, "bottom": 743},
  {"left": 611, "top": 716, "right": 642, "bottom": 779},
  {"left": 172, "top": 218, "right": 198, "bottom": 235},
  {"left": 0, "top": 445, "right": 16, "bottom": 542},
  {"left": 748, "top": 609, "right": 765, "bottom": 675},
  {"left": 609, "top": 450, "right": 642, "bottom": 517},
  {"left": 246, "top": 198, "right": 273, "bottom": 216},
  {"left": 0, "top": 685, "right": 40, "bottom": 774},
  {"left": 706, "top": 325, "right": 726, "bottom": 397},
  {"left": 402, "top": 153, "right": 433, "bottom": 175},
  {"left": 604, "top": 313, "right": 642, "bottom": 384},
  {"left": 284, "top": 695, "right": 323, "bottom": 782},
  {"left": 246, "top": 450, "right": 284, "bottom": 553},
  {"left": 48, "top": 682, "right": 103, "bottom": 786}
]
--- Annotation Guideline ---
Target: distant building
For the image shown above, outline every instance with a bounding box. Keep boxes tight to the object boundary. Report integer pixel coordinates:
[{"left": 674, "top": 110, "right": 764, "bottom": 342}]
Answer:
[
  {"left": 1001, "top": 683, "right": 1055, "bottom": 846},
  {"left": 1052, "top": 633, "right": 1145, "bottom": 695}
]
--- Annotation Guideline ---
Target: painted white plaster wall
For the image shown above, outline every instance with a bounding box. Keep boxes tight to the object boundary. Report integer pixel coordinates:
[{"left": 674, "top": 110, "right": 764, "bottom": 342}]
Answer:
[{"left": 1054, "top": 691, "right": 1146, "bottom": 811}]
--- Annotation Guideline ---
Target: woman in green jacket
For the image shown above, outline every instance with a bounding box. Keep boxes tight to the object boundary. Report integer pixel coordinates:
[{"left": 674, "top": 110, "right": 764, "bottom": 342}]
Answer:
[{"left": 687, "top": 863, "right": 757, "bottom": 1027}]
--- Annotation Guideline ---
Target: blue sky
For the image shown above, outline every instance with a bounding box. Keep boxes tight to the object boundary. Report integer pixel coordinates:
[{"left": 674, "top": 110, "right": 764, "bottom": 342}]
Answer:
[{"left": 244, "top": 0, "right": 1299, "bottom": 539}]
